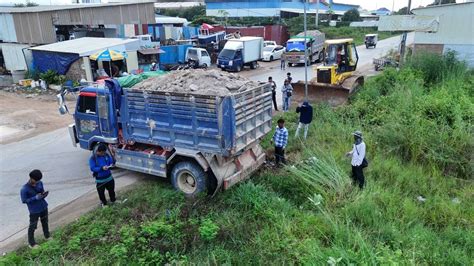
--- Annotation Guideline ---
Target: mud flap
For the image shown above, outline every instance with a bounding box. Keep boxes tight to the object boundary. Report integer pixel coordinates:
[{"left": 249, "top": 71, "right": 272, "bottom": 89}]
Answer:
[{"left": 209, "top": 144, "right": 266, "bottom": 192}]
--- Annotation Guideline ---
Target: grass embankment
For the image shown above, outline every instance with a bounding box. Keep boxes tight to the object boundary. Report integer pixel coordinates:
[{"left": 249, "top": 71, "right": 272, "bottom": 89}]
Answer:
[{"left": 2, "top": 53, "right": 473, "bottom": 264}]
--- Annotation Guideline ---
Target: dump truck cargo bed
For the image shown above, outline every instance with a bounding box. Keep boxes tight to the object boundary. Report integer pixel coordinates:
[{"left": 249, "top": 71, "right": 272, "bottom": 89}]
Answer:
[{"left": 120, "top": 84, "right": 273, "bottom": 157}]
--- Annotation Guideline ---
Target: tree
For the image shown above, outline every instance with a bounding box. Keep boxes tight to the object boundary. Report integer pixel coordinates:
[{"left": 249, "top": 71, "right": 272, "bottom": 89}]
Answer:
[
  {"left": 428, "top": 0, "right": 456, "bottom": 6},
  {"left": 13, "top": 1, "right": 38, "bottom": 7},
  {"left": 341, "top": 8, "right": 361, "bottom": 22},
  {"left": 394, "top": 7, "right": 410, "bottom": 15}
]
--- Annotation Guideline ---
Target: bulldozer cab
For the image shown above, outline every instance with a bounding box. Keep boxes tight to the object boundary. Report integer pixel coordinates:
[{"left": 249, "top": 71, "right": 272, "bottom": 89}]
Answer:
[{"left": 324, "top": 39, "right": 358, "bottom": 73}]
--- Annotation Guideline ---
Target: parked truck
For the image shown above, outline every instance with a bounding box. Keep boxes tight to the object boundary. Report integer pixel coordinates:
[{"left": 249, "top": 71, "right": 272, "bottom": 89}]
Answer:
[
  {"left": 57, "top": 77, "right": 273, "bottom": 196},
  {"left": 285, "top": 30, "right": 325, "bottom": 66},
  {"left": 217, "top": 37, "right": 264, "bottom": 72}
]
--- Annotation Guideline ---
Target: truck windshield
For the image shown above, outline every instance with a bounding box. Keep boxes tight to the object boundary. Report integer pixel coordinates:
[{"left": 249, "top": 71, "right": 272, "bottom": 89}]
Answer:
[
  {"left": 366, "top": 36, "right": 374, "bottom": 41},
  {"left": 187, "top": 49, "right": 198, "bottom": 60},
  {"left": 219, "top": 49, "right": 235, "bottom": 59},
  {"left": 286, "top": 41, "right": 305, "bottom": 52}
]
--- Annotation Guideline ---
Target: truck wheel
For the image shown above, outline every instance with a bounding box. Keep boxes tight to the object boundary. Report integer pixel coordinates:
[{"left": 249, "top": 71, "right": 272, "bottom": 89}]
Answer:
[
  {"left": 171, "top": 161, "right": 207, "bottom": 196},
  {"left": 270, "top": 56, "right": 274, "bottom": 61},
  {"left": 250, "top": 61, "right": 257, "bottom": 69},
  {"left": 236, "top": 65, "right": 242, "bottom": 72},
  {"left": 202, "top": 63, "right": 208, "bottom": 69},
  {"left": 366, "top": 44, "right": 369, "bottom": 49}
]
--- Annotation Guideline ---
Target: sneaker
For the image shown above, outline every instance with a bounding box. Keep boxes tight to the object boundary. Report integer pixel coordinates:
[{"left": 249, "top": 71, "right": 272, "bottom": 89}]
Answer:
[
  {"left": 29, "top": 244, "right": 39, "bottom": 249},
  {"left": 100, "top": 203, "right": 108, "bottom": 208}
]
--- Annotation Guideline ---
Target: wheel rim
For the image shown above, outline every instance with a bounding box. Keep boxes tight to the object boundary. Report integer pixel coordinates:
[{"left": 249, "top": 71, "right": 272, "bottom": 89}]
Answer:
[{"left": 177, "top": 170, "right": 197, "bottom": 194}]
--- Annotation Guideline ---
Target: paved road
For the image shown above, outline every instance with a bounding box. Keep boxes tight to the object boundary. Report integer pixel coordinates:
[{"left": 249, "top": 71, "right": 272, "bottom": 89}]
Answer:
[
  {"left": 0, "top": 127, "right": 140, "bottom": 252},
  {"left": 240, "top": 33, "right": 414, "bottom": 105}
]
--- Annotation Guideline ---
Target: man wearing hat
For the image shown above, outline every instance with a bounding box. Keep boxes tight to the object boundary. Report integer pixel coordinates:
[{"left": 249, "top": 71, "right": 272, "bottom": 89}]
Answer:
[{"left": 346, "top": 131, "right": 367, "bottom": 189}]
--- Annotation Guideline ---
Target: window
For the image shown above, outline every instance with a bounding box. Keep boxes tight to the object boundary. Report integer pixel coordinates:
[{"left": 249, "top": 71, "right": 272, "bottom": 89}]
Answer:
[
  {"left": 201, "top": 50, "right": 209, "bottom": 57},
  {"left": 78, "top": 96, "right": 96, "bottom": 114}
]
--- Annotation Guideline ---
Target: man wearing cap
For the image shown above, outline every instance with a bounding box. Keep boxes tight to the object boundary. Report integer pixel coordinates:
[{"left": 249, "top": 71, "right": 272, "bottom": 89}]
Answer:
[
  {"left": 346, "top": 131, "right": 367, "bottom": 189},
  {"left": 20, "top": 169, "right": 50, "bottom": 248}
]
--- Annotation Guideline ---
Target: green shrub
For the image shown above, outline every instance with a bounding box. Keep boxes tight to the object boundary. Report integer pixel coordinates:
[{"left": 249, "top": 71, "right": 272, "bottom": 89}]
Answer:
[{"left": 199, "top": 218, "right": 219, "bottom": 241}]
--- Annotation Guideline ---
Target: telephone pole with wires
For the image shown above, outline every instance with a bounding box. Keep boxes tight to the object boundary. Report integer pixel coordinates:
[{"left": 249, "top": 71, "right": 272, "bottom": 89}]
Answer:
[{"left": 304, "top": 0, "right": 308, "bottom": 101}]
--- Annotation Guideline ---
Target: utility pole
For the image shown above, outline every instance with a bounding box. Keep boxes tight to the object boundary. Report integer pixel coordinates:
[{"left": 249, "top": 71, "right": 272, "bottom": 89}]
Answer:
[
  {"left": 399, "top": 0, "right": 412, "bottom": 66},
  {"left": 315, "top": 0, "right": 320, "bottom": 28},
  {"left": 304, "top": 0, "right": 308, "bottom": 101}
]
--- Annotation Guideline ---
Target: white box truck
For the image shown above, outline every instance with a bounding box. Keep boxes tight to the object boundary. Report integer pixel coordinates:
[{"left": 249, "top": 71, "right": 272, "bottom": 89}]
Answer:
[{"left": 217, "top": 37, "right": 263, "bottom": 72}]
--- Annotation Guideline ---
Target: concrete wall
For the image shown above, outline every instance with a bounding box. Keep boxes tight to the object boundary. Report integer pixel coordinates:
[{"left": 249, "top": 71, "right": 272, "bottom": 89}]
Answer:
[
  {"left": 65, "top": 58, "right": 85, "bottom": 81},
  {"left": 412, "top": 3, "right": 474, "bottom": 46},
  {"left": 412, "top": 3, "right": 474, "bottom": 67}
]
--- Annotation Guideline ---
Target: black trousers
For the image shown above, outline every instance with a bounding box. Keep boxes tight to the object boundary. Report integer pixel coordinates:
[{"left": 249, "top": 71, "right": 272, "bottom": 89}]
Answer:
[
  {"left": 28, "top": 209, "right": 50, "bottom": 246},
  {"left": 351, "top": 165, "right": 365, "bottom": 189},
  {"left": 96, "top": 179, "right": 116, "bottom": 205},
  {"left": 272, "top": 91, "right": 278, "bottom": 111},
  {"left": 275, "top": 146, "right": 286, "bottom": 165}
]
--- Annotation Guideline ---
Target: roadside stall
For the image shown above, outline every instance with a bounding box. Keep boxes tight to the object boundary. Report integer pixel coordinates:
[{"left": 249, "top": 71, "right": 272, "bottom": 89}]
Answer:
[{"left": 90, "top": 49, "right": 127, "bottom": 79}]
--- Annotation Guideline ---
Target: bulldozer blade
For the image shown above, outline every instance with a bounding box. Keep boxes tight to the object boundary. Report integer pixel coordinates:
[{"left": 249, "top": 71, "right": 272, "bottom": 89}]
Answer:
[{"left": 292, "top": 75, "right": 364, "bottom": 107}]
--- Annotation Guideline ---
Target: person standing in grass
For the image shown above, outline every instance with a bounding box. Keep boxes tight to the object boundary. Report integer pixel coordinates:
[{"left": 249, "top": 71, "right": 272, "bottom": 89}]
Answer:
[
  {"left": 346, "top": 131, "right": 367, "bottom": 189},
  {"left": 271, "top": 118, "right": 288, "bottom": 165},
  {"left": 267, "top": 76, "right": 278, "bottom": 111},
  {"left": 281, "top": 79, "right": 293, "bottom": 112},
  {"left": 89, "top": 144, "right": 116, "bottom": 207},
  {"left": 295, "top": 101, "right": 313, "bottom": 139},
  {"left": 20, "top": 169, "right": 50, "bottom": 248}
]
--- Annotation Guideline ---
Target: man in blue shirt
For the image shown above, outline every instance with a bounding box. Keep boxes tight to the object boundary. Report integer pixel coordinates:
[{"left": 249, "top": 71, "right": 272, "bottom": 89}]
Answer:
[
  {"left": 271, "top": 118, "right": 288, "bottom": 165},
  {"left": 20, "top": 169, "right": 50, "bottom": 248},
  {"left": 89, "top": 144, "right": 116, "bottom": 206}
]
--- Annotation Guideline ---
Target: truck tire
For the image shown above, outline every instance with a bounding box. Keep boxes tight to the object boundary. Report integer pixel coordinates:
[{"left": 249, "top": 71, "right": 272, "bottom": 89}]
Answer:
[
  {"left": 270, "top": 56, "right": 274, "bottom": 61},
  {"left": 236, "top": 64, "right": 242, "bottom": 72},
  {"left": 171, "top": 161, "right": 207, "bottom": 196},
  {"left": 250, "top": 61, "right": 257, "bottom": 69}
]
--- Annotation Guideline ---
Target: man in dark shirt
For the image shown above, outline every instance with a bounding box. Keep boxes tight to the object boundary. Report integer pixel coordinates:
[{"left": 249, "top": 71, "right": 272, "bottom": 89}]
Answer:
[{"left": 20, "top": 169, "right": 50, "bottom": 248}]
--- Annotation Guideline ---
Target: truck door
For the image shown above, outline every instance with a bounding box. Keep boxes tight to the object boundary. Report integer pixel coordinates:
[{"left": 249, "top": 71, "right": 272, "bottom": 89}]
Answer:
[
  {"left": 97, "top": 92, "right": 115, "bottom": 139},
  {"left": 75, "top": 91, "right": 101, "bottom": 149}
]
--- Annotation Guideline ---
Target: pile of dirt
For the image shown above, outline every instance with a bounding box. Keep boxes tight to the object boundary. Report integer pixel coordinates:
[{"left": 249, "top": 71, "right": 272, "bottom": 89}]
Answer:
[{"left": 131, "top": 69, "right": 262, "bottom": 96}]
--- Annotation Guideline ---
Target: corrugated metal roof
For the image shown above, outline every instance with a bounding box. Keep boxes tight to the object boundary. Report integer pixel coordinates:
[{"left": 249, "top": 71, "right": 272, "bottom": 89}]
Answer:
[
  {"left": 155, "top": 15, "right": 189, "bottom": 25},
  {"left": 29, "top": 37, "right": 140, "bottom": 56},
  {"left": 154, "top": 2, "right": 203, "bottom": 9},
  {"left": 0, "top": 2, "right": 155, "bottom": 13}
]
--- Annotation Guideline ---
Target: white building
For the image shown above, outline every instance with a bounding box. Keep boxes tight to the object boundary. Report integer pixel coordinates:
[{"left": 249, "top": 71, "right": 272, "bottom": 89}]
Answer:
[{"left": 412, "top": 2, "right": 474, "bottom": 67}]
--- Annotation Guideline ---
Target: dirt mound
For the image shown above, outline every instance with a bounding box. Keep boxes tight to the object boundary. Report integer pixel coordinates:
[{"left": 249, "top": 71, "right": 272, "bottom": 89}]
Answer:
[{"left": 131, "top": 69, "right": 262, "bottom": 96}]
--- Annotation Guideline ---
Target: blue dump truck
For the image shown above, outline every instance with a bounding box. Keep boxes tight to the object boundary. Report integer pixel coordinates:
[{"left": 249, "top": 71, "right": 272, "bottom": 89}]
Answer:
[{"left": 58, "top": 78, "right": 273, "bottom": 196}]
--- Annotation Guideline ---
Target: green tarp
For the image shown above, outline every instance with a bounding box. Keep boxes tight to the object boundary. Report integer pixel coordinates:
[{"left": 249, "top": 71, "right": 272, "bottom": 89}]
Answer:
[{"left": 117, "top": 71, "right": 167, "bottom": 88}]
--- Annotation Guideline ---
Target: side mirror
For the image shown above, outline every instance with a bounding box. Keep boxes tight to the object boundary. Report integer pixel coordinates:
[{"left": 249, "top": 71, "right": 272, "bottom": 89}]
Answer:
[{"left": 57, "top": 93, "right": 68, "bottom": 115}]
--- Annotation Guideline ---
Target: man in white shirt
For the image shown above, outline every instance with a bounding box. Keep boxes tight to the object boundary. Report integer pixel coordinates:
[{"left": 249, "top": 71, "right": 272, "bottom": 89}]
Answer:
[{"left": 346, "top": 131, "right": 366, "bottom": 189}]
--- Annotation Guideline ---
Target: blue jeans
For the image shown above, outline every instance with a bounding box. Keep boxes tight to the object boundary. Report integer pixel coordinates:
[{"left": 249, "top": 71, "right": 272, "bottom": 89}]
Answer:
[{"left": 283, "top": 96, "right": 292, "bottom": 111}]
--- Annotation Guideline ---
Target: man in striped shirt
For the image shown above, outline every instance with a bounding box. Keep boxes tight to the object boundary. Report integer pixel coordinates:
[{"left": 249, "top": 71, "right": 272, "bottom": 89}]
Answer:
[{"left": 271, "top": 118, "right": 288, "bottom": 165}]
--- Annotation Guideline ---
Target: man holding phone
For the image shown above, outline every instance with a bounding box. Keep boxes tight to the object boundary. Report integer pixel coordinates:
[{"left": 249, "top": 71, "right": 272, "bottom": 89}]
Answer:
[
  {"left": 20, "top": 169, "right": 50, "bottom": 248},
  {"left": 89, "top": 144, "right": 116, "bottom": 207}
]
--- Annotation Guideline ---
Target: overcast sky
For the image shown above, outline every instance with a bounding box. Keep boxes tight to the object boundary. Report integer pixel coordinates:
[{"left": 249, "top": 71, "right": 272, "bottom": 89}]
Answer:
[{"left": 0, "top": 0, "right": 468, "bottom": 11}]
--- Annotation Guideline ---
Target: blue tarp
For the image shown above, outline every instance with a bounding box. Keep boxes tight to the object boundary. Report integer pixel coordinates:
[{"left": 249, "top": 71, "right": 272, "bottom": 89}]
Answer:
[
  {"left": 32, "top": 51, "right": 80, "bottom": 75},
  {"left": 159, "top": 44, "right": 192, "bottom": 65}
]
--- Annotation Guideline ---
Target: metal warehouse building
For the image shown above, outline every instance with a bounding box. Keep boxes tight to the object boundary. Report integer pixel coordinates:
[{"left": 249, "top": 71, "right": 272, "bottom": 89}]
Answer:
[
  {"left": 0, "top": 2, "right": 155, "bottom": 74},
  {"left": 412, "top": 2, "right": 474, "bottom": 67}
]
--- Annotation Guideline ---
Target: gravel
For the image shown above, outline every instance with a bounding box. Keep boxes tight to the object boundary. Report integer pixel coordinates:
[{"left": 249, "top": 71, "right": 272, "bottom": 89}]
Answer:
[{"left": 131, "top": 69, "right": 263, "bottom": 96}]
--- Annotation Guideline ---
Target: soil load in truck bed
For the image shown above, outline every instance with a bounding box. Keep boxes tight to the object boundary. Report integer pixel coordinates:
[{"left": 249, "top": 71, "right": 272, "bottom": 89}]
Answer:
[{"left": 131, "top": 69, "right": 262, "bottom": 96}]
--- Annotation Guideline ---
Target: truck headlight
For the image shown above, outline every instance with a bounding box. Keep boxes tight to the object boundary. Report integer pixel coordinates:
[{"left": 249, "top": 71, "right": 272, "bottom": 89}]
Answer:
[{"left": 229, "top": 60, "right": 233, "bottom": 66}]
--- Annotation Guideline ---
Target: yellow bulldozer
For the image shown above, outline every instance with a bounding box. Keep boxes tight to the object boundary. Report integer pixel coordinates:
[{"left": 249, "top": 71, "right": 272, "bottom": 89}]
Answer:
[{"left": 292, "top": 38, "right": 364, "bottom": 106}]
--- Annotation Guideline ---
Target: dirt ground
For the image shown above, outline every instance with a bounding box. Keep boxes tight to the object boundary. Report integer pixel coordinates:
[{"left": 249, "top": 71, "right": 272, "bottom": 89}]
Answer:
[{"left": 0, "top": 90, "right": 73, "bottom": 144}]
